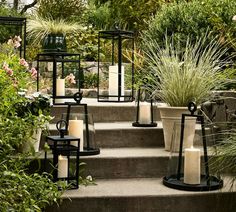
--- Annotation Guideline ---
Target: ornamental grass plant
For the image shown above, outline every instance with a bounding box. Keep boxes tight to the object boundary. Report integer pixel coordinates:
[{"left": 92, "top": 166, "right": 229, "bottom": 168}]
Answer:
[
  {"left": 141, "top": 34, "right": 231, "bottom": 106},
  {"left": 27, "top": 14, "right": 82, "bottom": 44}
]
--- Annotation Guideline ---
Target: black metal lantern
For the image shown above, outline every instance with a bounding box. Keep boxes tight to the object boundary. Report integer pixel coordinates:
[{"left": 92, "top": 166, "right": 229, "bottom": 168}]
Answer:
[
  {"left": 62, "top": 92, "right": 100, "bottom": 156},
  {"left": 163, "top": 102, "right": 223, "bottom": 191},
  {"left": 97, "top": 29, "right": 134, "bottom": 102},
  {"left": 36, "top": 52, "right": 82, "bottom": 105},
  {"left": 132, "top": 79, "right": 157, "bottom": 127},
  {"left": 0, "top": 16, "right": 26, "bottom": 58},
  {"left": 45, "top": 120, "right": 80, "bottom": 189}
]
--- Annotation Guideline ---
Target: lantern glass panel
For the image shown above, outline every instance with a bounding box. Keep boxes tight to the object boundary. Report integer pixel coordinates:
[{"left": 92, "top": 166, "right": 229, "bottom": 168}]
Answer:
[{"left": 98, "top": 31, "right": 134, "bottom": 102}]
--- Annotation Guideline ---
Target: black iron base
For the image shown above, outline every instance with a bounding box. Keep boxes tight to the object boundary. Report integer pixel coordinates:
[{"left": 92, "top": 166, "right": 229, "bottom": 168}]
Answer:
[
  {"left": 79, "top": 147, "right": 100, "bottom": 156},
  {"left": 163, "top": 174, "right": 223, "bottom": 191},
  {"left": 132, "top": 122, "right": 157, "bottom": 127}
]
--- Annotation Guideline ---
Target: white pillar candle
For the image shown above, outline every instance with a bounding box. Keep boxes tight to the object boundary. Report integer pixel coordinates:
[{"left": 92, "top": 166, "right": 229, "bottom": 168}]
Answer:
[
  {"left": 68, "top": 119, "right": 84, "bottom": 151},
  {"left": 55, "top": 78, "right": 65, "bottom": 104},
  {"left": 184, "top": 147, "right": 201, "bottom": 184},
  {"left": 58, "top": 155, "right": 68, "bottom": 178},
  {"left": 139, "top": 102, "right": 151, "bottom": 124},
  {"left": 108, "top": 65, "right": 124, "bottom": 101}
]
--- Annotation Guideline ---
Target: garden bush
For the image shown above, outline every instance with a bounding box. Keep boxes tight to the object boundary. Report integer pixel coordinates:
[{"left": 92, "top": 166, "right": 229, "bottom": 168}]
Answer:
[
  {"left": 142, "top": 0, "right": 236, "bottom": 50},
  {"left": 0, "top": 39, "right": 64, "bottom": 211}
]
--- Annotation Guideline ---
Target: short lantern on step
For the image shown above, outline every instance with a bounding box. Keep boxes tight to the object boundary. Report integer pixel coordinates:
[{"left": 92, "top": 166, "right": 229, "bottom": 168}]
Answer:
[
  {"left": 36, "top": 52, "right": 82, "bottom": 105},
  {"left": 97, "top": 28, "right": 134, "bottom": 102},
  {"left": 132, "top": 78, "right": 157, "bottom": 127},
  {"left": 45, "top": 119, "right": 80, "bottom": 189},
  {"left": 163, "top": 102, "right": 223, "bottom": 191}
]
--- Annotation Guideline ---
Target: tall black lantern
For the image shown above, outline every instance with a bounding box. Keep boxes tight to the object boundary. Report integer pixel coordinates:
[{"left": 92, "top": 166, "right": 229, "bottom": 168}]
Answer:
[
  {"left": 132, "top": 79, "right": 157, "bottom": 127},
  {"left": 45, "top": 120, "right": 80, "bottom": 189},
  {"left": 98, "top": 29, "right": 134, "bottom": 102},
  {"left": 163, "top": 102, "right": 223, "bottom": 191},
  {"left": 36, "top": 52, "right": 82, "bottom": 105}
]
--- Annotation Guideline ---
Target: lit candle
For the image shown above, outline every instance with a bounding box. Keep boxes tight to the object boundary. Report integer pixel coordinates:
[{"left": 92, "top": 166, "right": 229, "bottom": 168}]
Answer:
[
  {"left": 55, "top": 78, "right": 65, "bottom": 103},
  {"left": 108, "top": 65, "right": 124, "bottom": 101},
  {"left": 139, "top": 102, "right": 151, "bottom": 124},
  {"left": 184, "top": 147, "right": 201, "bottom": 184},
  {"left": 68, "top": 119, "right": 84, "bottom": 151},
  {"left": 58, "top": 155, "right": 68, "bottom": 178}
]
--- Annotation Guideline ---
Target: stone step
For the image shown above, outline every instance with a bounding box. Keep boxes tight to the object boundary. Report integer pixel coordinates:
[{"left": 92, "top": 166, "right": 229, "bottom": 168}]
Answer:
[
  {"left": 46, "top": 177, "right": 236, "bottom": 212},
  {"left": 50, "top": 99, "right": 161, "bottom": 123},
  {"left": 48, "top": 122, "right": 164, "bottom": 148},
  {"left": 41, "top": 148, "right": 169, "bottom": 179},
  {"left": 40, "top": 147, "right": 212, "bottom": 180}
]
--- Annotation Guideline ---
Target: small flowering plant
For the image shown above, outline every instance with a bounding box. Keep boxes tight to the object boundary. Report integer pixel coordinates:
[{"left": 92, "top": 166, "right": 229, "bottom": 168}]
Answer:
[{"left": 0, "top": 37, "right": 51, "bottom": 149}]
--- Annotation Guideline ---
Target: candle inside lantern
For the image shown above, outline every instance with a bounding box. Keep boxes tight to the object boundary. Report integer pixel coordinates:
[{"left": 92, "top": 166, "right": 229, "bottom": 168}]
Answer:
[
  {"left": 139, "top": 102, "right": 151, "bottom": 124},
  {"left": 184, "top": 146, "right": 201, "bottom": 184},
  {"left": 108, "top": 65, "right": 124, "bottom": 101},
  {"left": 68, "top": 119, "right": 84, "bottom": 151},
  {"left": 58, "top": 155, "right": 68, "bottom": 178},
  {"left": 55, "top": 78, "right": 65, "bottom": 103}
]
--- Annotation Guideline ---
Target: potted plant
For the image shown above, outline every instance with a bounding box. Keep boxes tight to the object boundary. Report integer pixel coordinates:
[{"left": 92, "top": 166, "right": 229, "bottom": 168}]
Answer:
[
  {"left": 27, "top": 14, "right": 82, "bottom": 52},
  {"left": 141, "top": 34, "right": 230, "bottom": 151}
]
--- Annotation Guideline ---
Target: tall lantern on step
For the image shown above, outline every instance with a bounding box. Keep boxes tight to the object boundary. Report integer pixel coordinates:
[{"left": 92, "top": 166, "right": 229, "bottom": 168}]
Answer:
[
  {"left": 132, "top": 78, "right": 157, "bottom": 127},
  {"left": 36, "top": 52, "right": 82, "bottom": 105},
  {"left": 62, "top": 92, "right": 100, "bottom": 156},
  {"left": 97, "top": 28, "right": 134, "bottom": 102},
  {"left": 163, "top": 102, "right": 223, "bottom": 191}
]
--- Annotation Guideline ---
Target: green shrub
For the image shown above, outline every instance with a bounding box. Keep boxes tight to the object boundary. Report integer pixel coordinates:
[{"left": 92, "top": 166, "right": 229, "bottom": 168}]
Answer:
[{"left": 143, "top": 0, "right": 236, "bottom": 51}]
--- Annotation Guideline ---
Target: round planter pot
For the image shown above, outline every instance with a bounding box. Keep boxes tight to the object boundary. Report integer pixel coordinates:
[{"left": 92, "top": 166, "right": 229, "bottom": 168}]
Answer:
[
  {"left": 42, "top": 33, "right": 67, "bottom": 52},
  {"left": 159, "top": 106, "right": 197, "bottom": 152}
]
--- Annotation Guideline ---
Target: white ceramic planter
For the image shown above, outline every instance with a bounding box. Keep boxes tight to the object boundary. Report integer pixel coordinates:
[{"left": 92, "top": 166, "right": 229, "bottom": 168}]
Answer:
[
  {"left": 159, "top": 106, "right": 197, "bottom": 152},
  {"left": 21, "top": 128, "right": 42, "bottom": 153}
]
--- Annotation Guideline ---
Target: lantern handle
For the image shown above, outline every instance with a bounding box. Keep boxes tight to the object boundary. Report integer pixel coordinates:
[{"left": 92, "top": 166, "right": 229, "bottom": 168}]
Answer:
[
  {"left": 188, "top": 102, "right": 197, "bottom": 115},
  {"left": 56, "top": 119, "right": 68, "bottom": 138},
  {"left": 73, "top": 91, "right": 83, "bottom": 104}
]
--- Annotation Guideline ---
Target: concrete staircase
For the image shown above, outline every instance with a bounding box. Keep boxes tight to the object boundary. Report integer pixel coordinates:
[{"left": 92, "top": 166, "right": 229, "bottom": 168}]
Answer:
[{"left": 46, "top": 99, "right": 236, "bottom": 212}]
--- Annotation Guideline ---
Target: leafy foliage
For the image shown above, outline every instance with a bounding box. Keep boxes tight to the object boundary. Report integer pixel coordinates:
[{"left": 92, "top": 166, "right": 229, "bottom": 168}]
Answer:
[
  {"left": 87, "top": 0, "right": 169, "bottom": 34},
  {"left": 142, "top": 0, "right": 236, "bottom": 51},
  {"left": 37, "top": 0, "right": 86, "bottom": 21},
  {"left": 0, "top": 40, "right": 63, "bottom": 211}
]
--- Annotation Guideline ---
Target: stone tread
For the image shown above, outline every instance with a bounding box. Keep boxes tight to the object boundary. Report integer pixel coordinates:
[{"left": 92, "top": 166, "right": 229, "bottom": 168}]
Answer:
[{"left": 63, "top": 177, "right": 235, "bottom": 198}]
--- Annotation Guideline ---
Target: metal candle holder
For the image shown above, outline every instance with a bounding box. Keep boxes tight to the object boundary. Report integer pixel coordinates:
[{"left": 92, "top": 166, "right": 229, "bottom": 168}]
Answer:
[
  {"left": 163, "top": 102, "right": 223, "bottom": 191},
  {"left": 97, "top": 28, "right": 134, "bottom": 102},
  {"left": 132, "top": 78, "right": 157, "bottom": 127},
  {"left": 45, "top": 119, "right": 80, "bottom": 189},
  {"left": 64, "top": 92, "right": 100, "bottom": 156}
]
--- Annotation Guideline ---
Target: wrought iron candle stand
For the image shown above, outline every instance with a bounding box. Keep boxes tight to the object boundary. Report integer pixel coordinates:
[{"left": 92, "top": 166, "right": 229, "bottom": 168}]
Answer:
[
  {"left": 45, "top": 119, "right": 80, "bottom": 189},
  {"left": 132, "top": 78, "right": 157, "bottom": 127},
  {"left": 97, "top": 28, "right": 134, "bottom": 102},
  {"left": 64, "top": 92, "right": 100, "bottom": 156},
  {"left": 36, "top": 52, "right": 82, "bottom": 105},
  {"left": 163, "top": 102, "right": 223, "bottom": 191}
]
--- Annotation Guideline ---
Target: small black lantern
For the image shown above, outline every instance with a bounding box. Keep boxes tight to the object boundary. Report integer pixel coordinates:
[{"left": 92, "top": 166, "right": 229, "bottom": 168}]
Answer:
[
  {"left": 36, "top": 52, "right": 82, "bottom": 105},
  {"left": 132, "top": 79, "right": 157, "bottom": 127},
  {"left": 63, "top": 92, "right": 100, "bottom": 156},
  {"left": 97, "top": 29, "right": 134, "bottom": 102},
  {"left": 45, "top": 120, "right": 80, "bottom": 189},
  {"left": 163, "top": 102, "right": 223, "bottom": 191}
]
